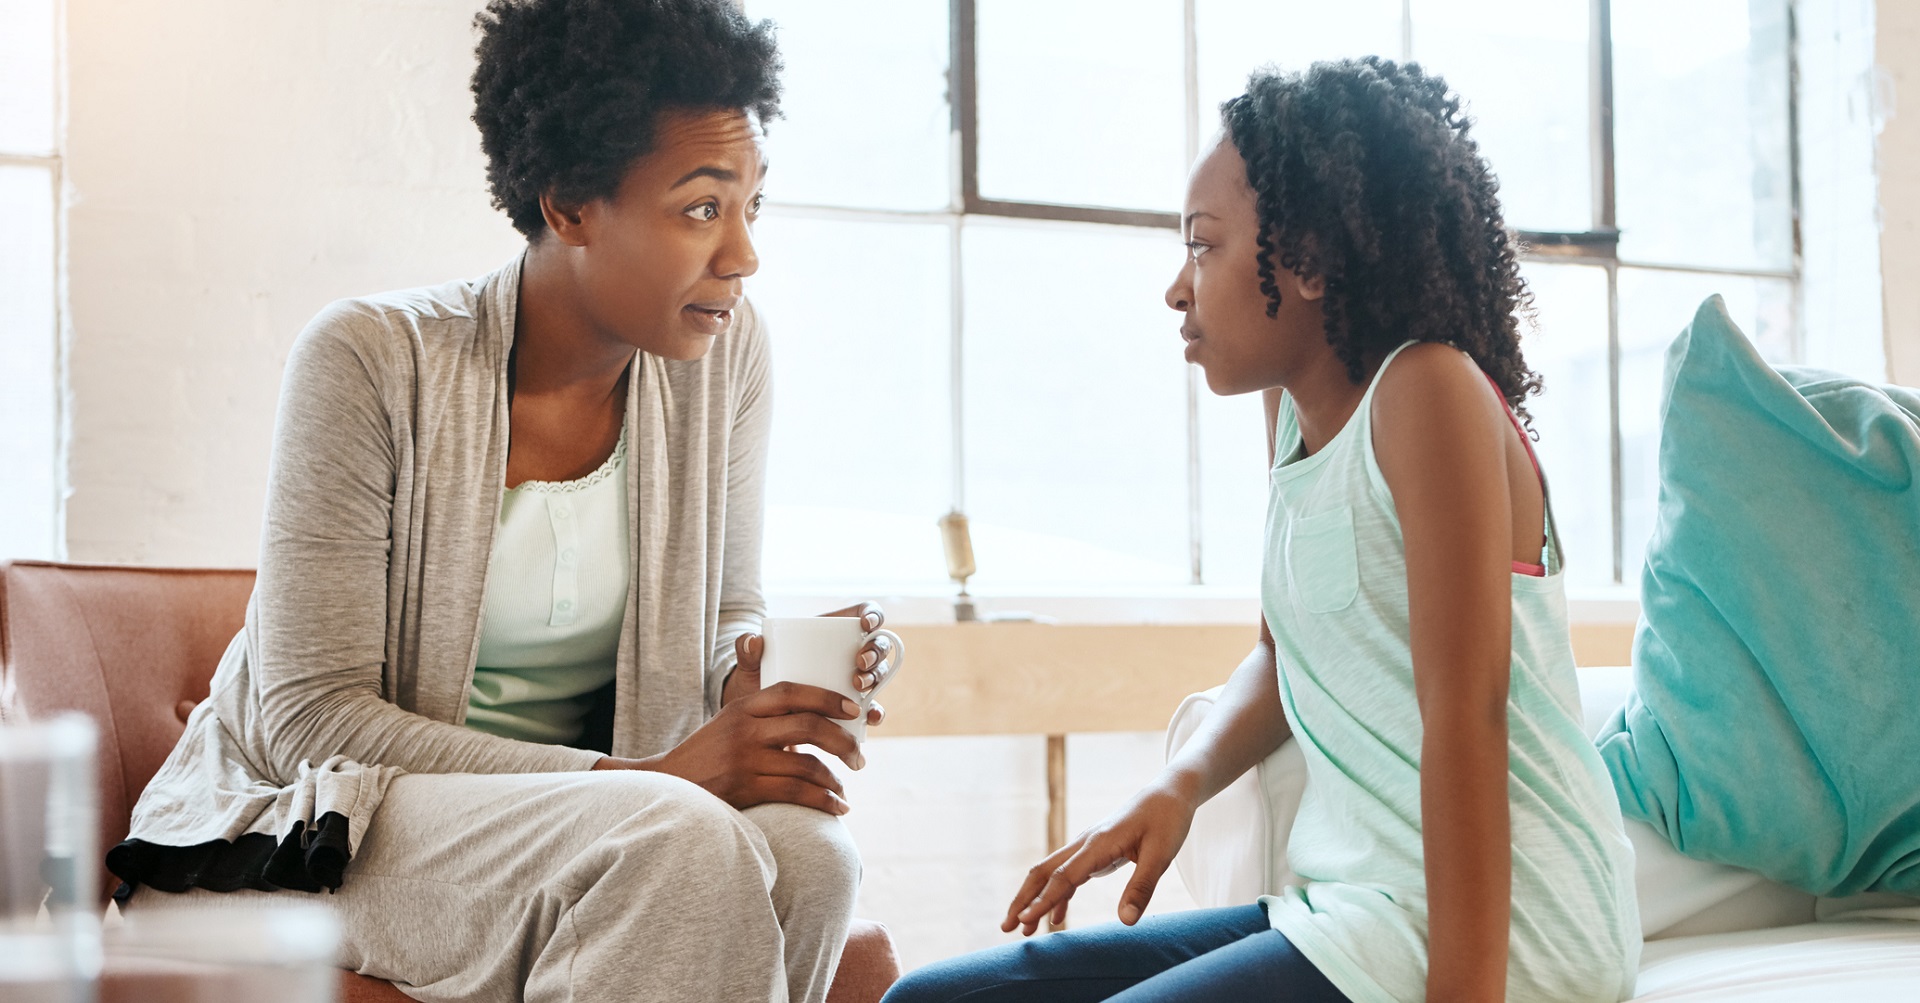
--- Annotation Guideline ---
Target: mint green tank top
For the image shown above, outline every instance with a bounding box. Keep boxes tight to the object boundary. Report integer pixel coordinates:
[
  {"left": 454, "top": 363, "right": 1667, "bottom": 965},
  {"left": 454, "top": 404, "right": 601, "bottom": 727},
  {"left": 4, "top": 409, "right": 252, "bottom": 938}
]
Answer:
[
  {"left": 467, "top": 428, "right": 628, "bottom": 745},
  {"left": 1257, "top": 342, "right": 1641, "bottom": 1003}
]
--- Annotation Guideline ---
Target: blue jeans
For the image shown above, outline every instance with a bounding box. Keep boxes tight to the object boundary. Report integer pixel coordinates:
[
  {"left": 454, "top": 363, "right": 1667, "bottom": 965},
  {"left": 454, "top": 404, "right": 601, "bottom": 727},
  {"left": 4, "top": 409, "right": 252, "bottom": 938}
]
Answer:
[{"left": 881, "top": 904, "right": 1350, "bottom": 1003}]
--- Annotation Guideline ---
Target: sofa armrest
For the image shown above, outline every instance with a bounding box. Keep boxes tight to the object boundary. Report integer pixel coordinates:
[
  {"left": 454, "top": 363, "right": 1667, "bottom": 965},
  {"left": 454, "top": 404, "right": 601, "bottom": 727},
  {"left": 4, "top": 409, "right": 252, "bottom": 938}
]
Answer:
[{"left": 1165, "top": 686, "right": 1308, "bottom": 910}]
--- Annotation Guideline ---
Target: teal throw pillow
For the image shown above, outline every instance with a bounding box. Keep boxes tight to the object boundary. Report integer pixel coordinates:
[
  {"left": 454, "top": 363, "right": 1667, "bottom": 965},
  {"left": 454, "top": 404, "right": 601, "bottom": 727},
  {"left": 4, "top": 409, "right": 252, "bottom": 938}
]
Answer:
[{"left": 1596, "top": 295, "right": 1920, "bottom": 897}]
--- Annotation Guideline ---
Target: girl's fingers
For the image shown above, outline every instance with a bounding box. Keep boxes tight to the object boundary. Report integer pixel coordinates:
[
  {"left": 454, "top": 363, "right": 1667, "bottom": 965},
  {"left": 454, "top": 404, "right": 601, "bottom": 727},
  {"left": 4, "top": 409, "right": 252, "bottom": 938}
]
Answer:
[
  {"left": 866, "top": 701, "right": 885, "bottom": 726},
  {"left": 1003, "top": 870, "right": 1051, "bottom": 932},
  {"left": 1016, "top": 841, "right": 1117, "bottom": 933},
  {"left": 1119, "top": 833, "right": 1176, "bottom": 925},
  {"left": 1003, "top": 844, "right": 1077, "bottom": 932}
]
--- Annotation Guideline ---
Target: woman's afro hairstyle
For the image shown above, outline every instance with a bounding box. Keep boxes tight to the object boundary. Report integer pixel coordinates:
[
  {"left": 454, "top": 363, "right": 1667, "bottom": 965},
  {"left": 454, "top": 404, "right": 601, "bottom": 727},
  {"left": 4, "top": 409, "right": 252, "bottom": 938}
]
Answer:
[
  {"left": 470, "top": 0, "right": 782, "bottom": 238},
  {"left": 1221, "top": 56, "right": 1542, "bottom": 420}
]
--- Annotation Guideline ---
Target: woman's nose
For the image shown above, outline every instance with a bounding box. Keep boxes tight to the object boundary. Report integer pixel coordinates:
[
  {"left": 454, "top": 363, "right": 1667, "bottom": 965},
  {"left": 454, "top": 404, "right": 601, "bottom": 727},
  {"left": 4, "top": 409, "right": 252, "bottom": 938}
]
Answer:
[{"left": 717, "top": 223, "right": 759, "bottom": 280}]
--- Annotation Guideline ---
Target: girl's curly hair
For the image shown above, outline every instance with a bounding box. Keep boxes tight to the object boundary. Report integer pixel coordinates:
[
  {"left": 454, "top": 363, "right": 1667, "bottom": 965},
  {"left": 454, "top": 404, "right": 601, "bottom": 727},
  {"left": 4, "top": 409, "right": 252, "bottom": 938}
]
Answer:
[{"left": 1221, "top": 56, "right": 1541, "bottom": 421}]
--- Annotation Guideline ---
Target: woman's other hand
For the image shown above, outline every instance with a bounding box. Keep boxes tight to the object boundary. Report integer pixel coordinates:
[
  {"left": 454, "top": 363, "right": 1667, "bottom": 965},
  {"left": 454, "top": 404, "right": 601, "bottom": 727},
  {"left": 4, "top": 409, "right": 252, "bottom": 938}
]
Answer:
[
  {"left": 1002, "top": 775, "right": 1202, "bottom": 936},
  {"left": 836, "top": 601, "right": 893, "bottom": 728}
]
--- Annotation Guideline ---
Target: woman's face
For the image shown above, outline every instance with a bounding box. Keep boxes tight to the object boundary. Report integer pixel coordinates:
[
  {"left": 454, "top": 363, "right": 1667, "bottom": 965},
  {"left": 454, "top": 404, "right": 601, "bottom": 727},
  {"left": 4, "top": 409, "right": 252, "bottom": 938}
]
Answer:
[
  {"left": 1164, "top": 130, "right": 1326, "bottom": 396},
  {"left": 560, "top": 108, "right": 766, "bottom": 361}
]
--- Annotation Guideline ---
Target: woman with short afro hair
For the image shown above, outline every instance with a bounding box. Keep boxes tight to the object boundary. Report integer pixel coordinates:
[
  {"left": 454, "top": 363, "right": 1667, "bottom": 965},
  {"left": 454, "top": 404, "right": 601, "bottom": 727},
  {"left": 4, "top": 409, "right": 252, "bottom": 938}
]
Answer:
[{"left": 110, "top": 3, "right": 893, "bottom": 1001}]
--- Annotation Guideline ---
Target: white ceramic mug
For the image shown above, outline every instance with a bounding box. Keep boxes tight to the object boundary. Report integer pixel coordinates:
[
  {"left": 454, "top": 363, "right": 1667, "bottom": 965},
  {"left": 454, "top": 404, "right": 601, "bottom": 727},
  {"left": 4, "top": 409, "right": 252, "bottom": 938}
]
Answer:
[{"left": 759, "top": 617, "right": 904, "bottom": 743}]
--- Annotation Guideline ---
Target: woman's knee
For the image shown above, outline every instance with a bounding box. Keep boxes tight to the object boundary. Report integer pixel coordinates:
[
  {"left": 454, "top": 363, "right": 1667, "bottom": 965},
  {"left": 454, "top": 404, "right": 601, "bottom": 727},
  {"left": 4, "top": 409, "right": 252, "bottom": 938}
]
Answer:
[
  {"left": 591, "top": 772, "right": 774, "bottom": 876},
  {"left": 743, "top": 801, "right": 862, "bottom": 895}
]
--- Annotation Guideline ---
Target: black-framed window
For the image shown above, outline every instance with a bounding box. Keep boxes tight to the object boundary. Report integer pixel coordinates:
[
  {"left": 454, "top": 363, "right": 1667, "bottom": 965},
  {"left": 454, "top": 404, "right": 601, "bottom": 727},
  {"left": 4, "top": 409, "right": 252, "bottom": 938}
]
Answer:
[{"left": 745, "top": 0, "right": 1799, "bottom": 595}]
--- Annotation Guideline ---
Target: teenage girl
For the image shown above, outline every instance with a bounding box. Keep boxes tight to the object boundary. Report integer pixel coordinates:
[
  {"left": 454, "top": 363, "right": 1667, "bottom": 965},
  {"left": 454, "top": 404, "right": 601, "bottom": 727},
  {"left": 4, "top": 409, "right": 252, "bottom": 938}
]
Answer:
[{"left": 884, "top": 57, "right": 1640, "bottom": 1003}]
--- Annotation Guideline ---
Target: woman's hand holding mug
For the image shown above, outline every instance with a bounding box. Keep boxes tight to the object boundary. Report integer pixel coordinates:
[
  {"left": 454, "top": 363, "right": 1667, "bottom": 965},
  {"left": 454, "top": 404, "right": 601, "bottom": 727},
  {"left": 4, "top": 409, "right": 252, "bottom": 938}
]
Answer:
[
  {"left": 723, "top": 602, "right": 899, "bottom": 730},
  {"left": 594, "top": 603, "right": 900, "bottom": 817}
]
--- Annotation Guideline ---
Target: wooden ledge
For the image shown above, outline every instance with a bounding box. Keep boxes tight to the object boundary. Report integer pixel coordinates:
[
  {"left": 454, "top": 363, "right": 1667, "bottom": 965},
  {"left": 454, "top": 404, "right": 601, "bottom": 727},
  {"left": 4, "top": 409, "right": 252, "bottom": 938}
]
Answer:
[{"left": 877, "top": 622, "right": 1634, "bottom": 738}]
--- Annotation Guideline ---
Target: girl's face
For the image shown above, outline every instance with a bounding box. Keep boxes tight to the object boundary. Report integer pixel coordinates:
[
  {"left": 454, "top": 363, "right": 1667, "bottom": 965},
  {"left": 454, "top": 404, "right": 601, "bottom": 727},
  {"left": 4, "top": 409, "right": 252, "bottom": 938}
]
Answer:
[
  {"left": 1165, "top": 130, "right": 1327, "bottom": 396},
  {"left": 556, "top": 108, "right": 766, "bottom": 361}
]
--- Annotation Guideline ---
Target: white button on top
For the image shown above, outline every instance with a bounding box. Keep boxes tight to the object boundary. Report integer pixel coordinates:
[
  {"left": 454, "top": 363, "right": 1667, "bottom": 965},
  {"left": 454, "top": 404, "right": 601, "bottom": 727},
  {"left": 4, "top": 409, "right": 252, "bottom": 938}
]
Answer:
[
  {"left": 553, "top": 506, "right": 571, "bottom": 520},
  {"left": 560, "top": 549, "right": 577, "bottom": 565},
  {"left": 556, "top": 599, "right": 574, "bottom": 612}
]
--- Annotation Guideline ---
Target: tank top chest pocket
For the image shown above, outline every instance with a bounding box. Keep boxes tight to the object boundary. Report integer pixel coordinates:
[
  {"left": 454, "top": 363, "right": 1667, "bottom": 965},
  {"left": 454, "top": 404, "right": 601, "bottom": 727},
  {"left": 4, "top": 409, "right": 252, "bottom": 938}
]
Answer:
[{"left": 1286, "top": 506, "right": 1359, "bottom": 613}]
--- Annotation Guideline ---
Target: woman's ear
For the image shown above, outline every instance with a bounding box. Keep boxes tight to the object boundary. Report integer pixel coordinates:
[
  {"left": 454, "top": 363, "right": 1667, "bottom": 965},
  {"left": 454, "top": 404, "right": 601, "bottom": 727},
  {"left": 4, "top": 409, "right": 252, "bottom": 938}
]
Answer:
[
  {"left": 539, "top": 191, "right": 590, "bottom": 247},
  {"left": 1293, "top": 270, "right": 1327, "bottom": 302}
]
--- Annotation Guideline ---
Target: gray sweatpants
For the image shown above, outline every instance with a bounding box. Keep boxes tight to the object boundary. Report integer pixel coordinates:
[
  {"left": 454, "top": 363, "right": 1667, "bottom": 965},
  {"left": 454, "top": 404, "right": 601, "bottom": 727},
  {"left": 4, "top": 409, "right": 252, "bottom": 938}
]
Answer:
[{"left": 123, "top": 770, "right": 862, "bottom": 1003}]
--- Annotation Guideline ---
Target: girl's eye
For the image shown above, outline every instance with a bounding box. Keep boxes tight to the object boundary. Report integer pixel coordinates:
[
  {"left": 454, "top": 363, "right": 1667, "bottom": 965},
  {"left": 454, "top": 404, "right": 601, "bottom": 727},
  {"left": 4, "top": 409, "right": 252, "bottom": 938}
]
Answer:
[
  {"left": 1183, "top": 241, "right": 1211, "bottom": 261},
  {"left": 685, "top": 202, "right": 719, "bottom": 222},
  {"left": 748, "top": 193, "right": 765, "bottom": 216}
]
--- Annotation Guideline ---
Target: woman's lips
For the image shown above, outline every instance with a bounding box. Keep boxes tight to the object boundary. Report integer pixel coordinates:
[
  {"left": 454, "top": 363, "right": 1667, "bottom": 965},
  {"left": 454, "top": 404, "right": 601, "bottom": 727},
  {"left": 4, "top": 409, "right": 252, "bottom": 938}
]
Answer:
[{"left": 683, "top": 305, "right": 733, "bottom": 335}]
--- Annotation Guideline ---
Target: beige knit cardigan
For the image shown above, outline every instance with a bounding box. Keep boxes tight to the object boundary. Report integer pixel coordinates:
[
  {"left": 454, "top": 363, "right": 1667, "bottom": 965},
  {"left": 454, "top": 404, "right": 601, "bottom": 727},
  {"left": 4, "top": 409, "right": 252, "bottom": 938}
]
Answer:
[{"left": 119, "top": 254, "right": 769, "bottom": 885}]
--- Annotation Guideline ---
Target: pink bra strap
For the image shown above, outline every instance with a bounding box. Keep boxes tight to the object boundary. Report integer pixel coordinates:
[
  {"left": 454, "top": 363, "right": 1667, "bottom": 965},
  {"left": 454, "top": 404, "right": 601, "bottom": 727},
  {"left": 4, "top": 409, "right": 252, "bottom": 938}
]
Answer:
[
  {"left": 1486, "top": 373, "right": 1549, "bottom": 577},
  {"left": 1484, "top": 373, "right": 1544, "bottom": 489}
]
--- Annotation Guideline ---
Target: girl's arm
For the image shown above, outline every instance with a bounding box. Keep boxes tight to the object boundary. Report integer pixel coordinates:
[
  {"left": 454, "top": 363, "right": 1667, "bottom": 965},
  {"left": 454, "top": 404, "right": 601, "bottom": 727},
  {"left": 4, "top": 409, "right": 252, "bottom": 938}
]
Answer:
[
  {"left": 1372, "top": 344, "right": 1518, "bottom": 1003},
  {"left": 1003, "top": 625, "right": 1294, "bottom": 935},
  {"left": 1161, "top": 626, "right": 1292, "bottom": 810}
]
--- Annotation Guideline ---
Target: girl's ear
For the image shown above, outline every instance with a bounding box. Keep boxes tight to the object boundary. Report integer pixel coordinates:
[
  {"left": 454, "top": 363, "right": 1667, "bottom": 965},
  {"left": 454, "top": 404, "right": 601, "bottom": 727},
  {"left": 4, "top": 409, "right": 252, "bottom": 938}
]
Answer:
[{"left": 1293, "top": 270, "right": 1328, "bottom": 302}]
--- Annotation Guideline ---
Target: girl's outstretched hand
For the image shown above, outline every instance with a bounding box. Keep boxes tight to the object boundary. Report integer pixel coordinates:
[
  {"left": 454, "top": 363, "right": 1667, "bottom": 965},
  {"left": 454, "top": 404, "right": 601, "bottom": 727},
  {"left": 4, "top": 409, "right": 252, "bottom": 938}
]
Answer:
[{"left": 1002, "top": 777, "right": 1200, "bottom": 936}]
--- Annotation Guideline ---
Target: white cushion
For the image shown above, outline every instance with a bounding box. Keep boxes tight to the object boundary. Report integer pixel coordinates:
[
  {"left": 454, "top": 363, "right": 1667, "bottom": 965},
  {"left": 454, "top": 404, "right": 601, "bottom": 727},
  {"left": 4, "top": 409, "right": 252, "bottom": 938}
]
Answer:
[
  {"left": 1577, "top": 666, "right": 1823, "bottom": 939},
  {"left": 1631, "top": 921, "right": 1920, "bottom": 1000},
  {"left": 1166, "top": 686, "right": 1303, "bottom": 910}
]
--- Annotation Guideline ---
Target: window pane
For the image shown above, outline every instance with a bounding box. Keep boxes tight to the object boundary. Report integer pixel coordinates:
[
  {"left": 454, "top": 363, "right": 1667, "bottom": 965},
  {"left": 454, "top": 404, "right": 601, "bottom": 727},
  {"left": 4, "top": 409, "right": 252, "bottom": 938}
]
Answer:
[
  {"left": 750, "top": 1, "right": 950, "bottom": 211},
  {"left": 975, "top": 0, "right": 1186, "bottom": 212},
  {"left": 0, "top": 0, "right": 55, "bottom": 154},
  {"left": 1617, "top": 268, "right": 1793, "bottom": 581},
  {"left": 1796, "top": 0, "right": 1884, "bottom": 379},
  {"left": 0, "top": 164, "right": 58, "bottom": 559},
  {"left": 1519, "top": 262, "right": 1613, "bottom": 588},
  {"left": 962, "top": 219, "right": 1190, "bottom": 588},
  {"left": 1410, "top": 0, "right": 1592, "bottom": 232},
  {"left": 1197, "top": 382, "right": 1266, "bottom": 590},
  {"left": 1613, "top": 0, "right": 1793, "bottom": 270},
  {"left": 749, "top": 215, "right": 954, "bottom": 589},
  {"left": 1195, "top": 0, "right": 1401, "bottom": 124}
]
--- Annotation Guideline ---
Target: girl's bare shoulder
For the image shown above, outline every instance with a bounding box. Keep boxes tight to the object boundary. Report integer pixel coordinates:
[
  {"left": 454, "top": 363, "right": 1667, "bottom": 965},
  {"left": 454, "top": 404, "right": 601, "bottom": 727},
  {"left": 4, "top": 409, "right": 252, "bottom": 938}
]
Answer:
[{"left": 1371, "top": 342, "right": 1510, "bottom": 485}]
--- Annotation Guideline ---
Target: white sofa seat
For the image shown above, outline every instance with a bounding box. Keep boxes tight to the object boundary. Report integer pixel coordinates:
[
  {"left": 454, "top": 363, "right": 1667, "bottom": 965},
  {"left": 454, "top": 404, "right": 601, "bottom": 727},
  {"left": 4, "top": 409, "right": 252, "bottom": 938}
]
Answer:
[{"left": 1165, "top": 665, "right": 1920, "bottom": 1000}]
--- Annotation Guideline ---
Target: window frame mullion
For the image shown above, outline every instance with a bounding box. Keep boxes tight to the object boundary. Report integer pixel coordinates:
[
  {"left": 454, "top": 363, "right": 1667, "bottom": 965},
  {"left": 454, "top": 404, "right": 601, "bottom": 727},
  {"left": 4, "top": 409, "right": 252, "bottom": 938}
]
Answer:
[{"left": 1591, "top": 0, "right": 1626, "bottom": 585}]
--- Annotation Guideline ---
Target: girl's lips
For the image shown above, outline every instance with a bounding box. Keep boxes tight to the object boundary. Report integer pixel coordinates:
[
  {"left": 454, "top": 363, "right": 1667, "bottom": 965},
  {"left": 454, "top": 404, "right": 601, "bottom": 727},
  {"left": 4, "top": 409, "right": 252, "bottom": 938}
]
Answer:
[{"left": 1183, "top": 337, "right": 1201, "bottom": 363}]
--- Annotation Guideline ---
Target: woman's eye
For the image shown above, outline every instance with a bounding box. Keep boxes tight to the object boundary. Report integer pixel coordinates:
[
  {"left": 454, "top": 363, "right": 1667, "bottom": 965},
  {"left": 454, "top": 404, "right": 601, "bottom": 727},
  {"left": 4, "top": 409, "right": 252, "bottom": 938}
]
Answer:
[
  {"left": 1184, "top": 241, "right": 1211, "bottom": 260},
  {"left": 685, "top": 202, "right": 719, "bottom": 222},
  {"left": 748, "top": 193, "right": 765, "bottom": 216}
]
